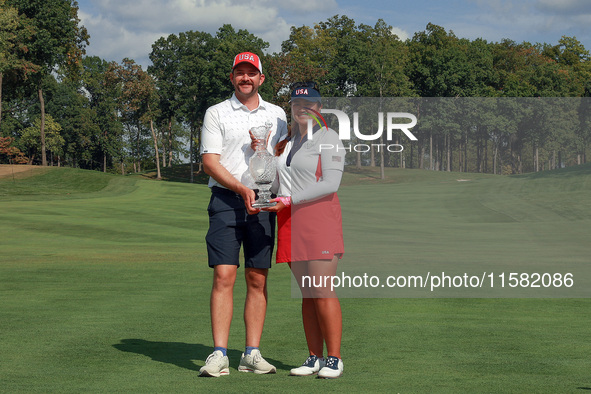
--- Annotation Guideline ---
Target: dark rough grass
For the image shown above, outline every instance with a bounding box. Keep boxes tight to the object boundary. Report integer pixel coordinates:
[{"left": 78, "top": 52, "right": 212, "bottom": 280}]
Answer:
[
  {"left": 0, "top": 165, "right": 590, "bottom": 392},
  {"left": 0, "top": 167, "right": 115, "bottom": 197}
]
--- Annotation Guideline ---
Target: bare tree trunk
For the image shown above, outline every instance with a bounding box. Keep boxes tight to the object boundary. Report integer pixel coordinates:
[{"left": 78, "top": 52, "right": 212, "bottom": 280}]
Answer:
[
  {"left": 429, "top": 132, "right": 433, "bottom": 170},
  {"left": 161, "top": 128, "right": 167, "bottom": 169},
  {"left": 168, "top": 119, "right": 174, "bottom": 167},
  {"left": 135, "top": 122, "right": 140, "bottom": 172},
  {"left": 190, "top": 127, "right": 194, "bottom": 183},
  {"left": 419, "top": 142, "right": 424, "bottom": 169},
  {"left": 409, "top": 140, "right": 414, "bottom": 169},
  {"left": 0, "top": 72, "right": 3, "bottom": 129},
  {"left": 493, "top": 144, "right": 498, "bottom": 175},
  {"left": 446, "top": 134, "right": 451, "bottom": 172},
  {"left": 440, "top": 138, "right": 444, "bottom": 171},
  {"left": 464, "top": 131, "right": 468, "bottom": 172},
  {"left": 39, "top": 87, "right": 47, "bottom": 166},
  {"left": 395, "top": 137, "right": 400, "bottom": 168},
  {"left": 149, "top": 113, "right": 162, "bottom": 179},
  {"left": 380, "top": 134, "right": 385, "bottom": 180},
  {"left": 484, "top": 138, "right": 488, "bottom": 173},
  {"left": 476, "top": 134, "right": 481, "bottom": 173}
]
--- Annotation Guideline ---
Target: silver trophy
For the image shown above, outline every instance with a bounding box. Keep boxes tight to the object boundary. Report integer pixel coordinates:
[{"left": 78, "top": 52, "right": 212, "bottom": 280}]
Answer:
[{"left": 249, "top": 122, "right": 277, "bottom": 208}]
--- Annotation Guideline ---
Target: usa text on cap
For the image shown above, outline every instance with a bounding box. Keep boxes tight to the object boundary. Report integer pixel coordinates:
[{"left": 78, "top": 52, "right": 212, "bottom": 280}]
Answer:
[
  {"left": 232, "top": 52, "right": 262, "bottom": 73},
  {"left": 291, "top": 81, "right": 321, "bottom": 102}
]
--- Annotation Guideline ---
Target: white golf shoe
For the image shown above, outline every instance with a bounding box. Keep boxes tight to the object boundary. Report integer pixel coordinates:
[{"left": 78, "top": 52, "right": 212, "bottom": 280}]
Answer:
[
  {"left": 290, "top": 355, "right": 325, "bottom": 376},
  {"left": 318, "top": 356, "right": 343, "bottom": 379}
]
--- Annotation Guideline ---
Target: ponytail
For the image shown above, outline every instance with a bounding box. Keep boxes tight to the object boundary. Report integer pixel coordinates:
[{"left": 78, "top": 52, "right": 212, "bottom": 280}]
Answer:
[{"left": 275, "top": 123, "right": 296, "bottom": 156}]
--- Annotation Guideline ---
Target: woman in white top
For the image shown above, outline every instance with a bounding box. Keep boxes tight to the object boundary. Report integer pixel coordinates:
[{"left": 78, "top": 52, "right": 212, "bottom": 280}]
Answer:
[{"left": 265, "top": 82, "right": 345, "bottom": 378}]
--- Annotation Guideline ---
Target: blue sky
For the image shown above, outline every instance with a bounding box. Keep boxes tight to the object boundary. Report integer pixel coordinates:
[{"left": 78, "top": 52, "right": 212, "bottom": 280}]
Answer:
[{"left": 76, "top": 0, "right": 591, "bottom": 68}]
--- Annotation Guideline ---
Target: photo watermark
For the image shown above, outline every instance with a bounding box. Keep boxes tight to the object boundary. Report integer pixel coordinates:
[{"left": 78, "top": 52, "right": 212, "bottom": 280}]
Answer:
[{"left": 290, "top": 97, "right": 591, "bottom": 298}]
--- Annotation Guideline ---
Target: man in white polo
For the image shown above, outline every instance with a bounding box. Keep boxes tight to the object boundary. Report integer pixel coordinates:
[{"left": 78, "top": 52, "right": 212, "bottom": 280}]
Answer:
[{"left": 198, "top": 52, "right": 287, "bottom": 377}]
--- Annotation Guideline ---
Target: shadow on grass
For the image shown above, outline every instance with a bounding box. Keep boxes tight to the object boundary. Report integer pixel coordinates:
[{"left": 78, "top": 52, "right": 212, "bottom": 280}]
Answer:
[{"left": 112, "top": 339, "right": 290, "bottom": 371}]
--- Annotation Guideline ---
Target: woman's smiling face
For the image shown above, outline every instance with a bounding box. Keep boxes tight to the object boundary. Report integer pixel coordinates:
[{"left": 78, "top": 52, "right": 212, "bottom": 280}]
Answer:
[{"left": 291, "top": 98, "right": 321, "bottom": 130}]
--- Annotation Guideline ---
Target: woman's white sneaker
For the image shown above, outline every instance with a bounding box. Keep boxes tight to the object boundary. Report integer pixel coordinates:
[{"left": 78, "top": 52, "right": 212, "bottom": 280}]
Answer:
[
  {"left": 289, "top": 355, "right": 325, "bottom": 376},
  {"left": 317, "top": 356, "right": 343, "bottom": 379}
]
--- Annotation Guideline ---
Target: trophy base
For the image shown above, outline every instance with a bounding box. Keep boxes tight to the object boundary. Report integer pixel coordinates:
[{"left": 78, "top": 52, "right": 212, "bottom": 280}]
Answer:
[{"left": 252, "top": 200, "right": 277, "bottom": 208}]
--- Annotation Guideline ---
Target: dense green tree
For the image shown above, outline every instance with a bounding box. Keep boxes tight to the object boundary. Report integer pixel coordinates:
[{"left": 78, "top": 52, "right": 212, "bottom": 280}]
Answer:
[
  {"left": 6, "top": 0, "right": 88, "bottom": 166},
  {"left": 148, "top": 35, "right": 182, "bottom": 168},
  {"left": 42, "top": 73, "right": 110, "bottom": 169},
  {"left": 81, "top": 56, "right": 124, "bottom": 172},
  {"left": 355, "top": 20, "right": 412, "bottom": 97},
  {"left": 3, "top": 13, "right": 590, "bottom": 174},
  {"left": 0, "top": 0, "right": 37, "bottom": 129},
  {"left": 280, "top": 24, "right": 335, "bottom": 86},
  {"left": 406, "top": 24, "right": 470, "bottom": 170},
  {"left": 407, "top": 23, "right": 471, "bottom": 97},
  {"left": 354, "top": 20, "right": 414, "bottom": 175},
  {"left": 107, "top": 58, "right": 161, "bottom": 178},
  {"left": 148, "top": 31, "right": 216, "bottom": 171},
  {"left": 20, "top": 114, "right": 64, "bottom": 164}
]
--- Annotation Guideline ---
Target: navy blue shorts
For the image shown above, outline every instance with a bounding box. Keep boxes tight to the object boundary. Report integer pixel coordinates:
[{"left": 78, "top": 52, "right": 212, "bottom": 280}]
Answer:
[{"left": 205, "top": 187, "right": 276, "bottom": 269}]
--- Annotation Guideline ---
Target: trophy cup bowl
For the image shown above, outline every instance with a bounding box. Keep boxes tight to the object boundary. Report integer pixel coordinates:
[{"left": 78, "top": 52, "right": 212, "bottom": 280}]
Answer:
[{"left": 249, "top": 122, "right": 277, "bottom": 208}]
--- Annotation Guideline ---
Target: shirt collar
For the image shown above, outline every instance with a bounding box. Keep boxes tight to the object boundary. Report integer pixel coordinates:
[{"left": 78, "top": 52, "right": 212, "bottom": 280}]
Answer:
[
  {"left": 230, "top": 93, "right": 266, "bottom": 111},
  {"left": 290, "top": 123, "right": 322, "bottom": 141}
]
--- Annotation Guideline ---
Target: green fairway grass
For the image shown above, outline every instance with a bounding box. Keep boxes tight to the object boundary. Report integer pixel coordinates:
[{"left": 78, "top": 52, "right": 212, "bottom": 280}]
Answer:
[{"left": 1, "top": 165, "right": 590, "bottom": 392}]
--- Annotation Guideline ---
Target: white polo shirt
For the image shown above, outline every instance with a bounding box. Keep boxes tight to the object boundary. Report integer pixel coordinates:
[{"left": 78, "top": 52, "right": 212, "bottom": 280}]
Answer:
[{"left": 200, "top": 93, "right": 288, "bottom": 189}]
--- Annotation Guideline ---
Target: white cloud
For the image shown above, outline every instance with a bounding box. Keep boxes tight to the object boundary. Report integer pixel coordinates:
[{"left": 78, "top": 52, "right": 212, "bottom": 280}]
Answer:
[
  {"left": 390, "top": 27, "right": 409, "bottom": 41},
  {"left": 77, "top": 0, "right": 591, "bottom": 68},
  {"left": 80, "top": 0, "right": 296, "bottom": 67},
  {"left": 459, "top": 0, "right": 590, "bottom": 45},
  {"left": 93, "top": 0, "right": 281, "bottom": 32},
  {"left": 80, "top": 10, "right": 165, "bottom": 67},
  {"left": 258, "top": 19, "right": 293, "bottom": 54},
  {"left": 274, "top": 0, "right": 338, "bottom": 14}
]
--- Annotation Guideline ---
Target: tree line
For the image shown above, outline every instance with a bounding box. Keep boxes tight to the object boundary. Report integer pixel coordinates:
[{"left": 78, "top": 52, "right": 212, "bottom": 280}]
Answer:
[{"left": 1, "top": 1, "right": 590, "bottom": 177}]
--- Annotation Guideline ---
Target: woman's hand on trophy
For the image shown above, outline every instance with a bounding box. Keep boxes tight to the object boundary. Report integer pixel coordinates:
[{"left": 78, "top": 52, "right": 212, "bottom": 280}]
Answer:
[{"left": 262, "top": 196, "right": 290, "bottom": 213}]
